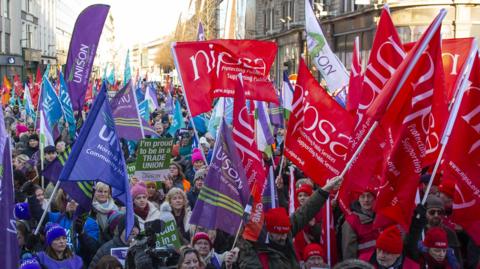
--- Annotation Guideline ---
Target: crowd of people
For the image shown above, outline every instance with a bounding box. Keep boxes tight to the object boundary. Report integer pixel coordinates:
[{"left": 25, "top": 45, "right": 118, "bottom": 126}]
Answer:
[{"left": 7, "top": 80, "right": 480, "bottom": 269}]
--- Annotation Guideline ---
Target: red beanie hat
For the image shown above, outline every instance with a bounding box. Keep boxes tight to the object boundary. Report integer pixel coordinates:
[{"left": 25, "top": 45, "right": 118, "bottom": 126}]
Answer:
[
  {"left": 295, "top": 184, "right": 313, "bottom": 198},
  {"left": 438, "top": 179, "right": 456, "bottom": 199},
  {"left": 303, "top": 243, "right": 324, "bottom": 261},
  {"left": 265, "top": 207, "right": 291, "bottom": 234},
  {"left": 424, "top": 227, "right": 448, "bottom": 249},
  {"left": 192, "top": 232, "right": 212, "bottom": 248},
  {"left": 376, "top": 226, "right": 403, "bottom": 254}
]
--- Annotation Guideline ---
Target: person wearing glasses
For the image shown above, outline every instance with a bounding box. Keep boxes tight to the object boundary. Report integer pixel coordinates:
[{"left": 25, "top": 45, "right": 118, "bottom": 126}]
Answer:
[{"left": 406, "top": 195, "right": 463, "bottom": 268}]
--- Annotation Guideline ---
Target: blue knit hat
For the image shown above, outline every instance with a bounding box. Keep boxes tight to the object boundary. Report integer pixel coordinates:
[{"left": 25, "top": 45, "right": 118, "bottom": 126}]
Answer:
[
  {"left": 15, "top": 202, "right": 31, "bottom": 220},
  {"left": 45, "top": 223, "right": 67, "bottom": 246},
  {"left": 19, "top": 258, "right": 41, "bottom": 269}
]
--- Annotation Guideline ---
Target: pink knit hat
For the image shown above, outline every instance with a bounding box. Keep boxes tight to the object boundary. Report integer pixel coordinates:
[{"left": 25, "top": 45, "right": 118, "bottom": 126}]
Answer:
[
  {"left": 130, "top": 182, "right": 147, "bottom": 199},
  {"left": 191, "top": 148, "right": 204, "bottom": 163},
  {"left": 16, "top": 124, "right": 29, "bottom": 137}
]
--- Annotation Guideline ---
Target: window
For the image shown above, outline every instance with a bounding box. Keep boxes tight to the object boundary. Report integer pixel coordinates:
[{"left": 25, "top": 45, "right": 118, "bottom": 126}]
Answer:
[
  {"left": 5, "top": 33, "right": 10, "bottom": 53},
  {"left": 263, "top": 10, "right": 268, "bottom": 34},
  {"left": 265, "top": 8, "right": 274, "bottom": 33},
  {"left": 4, "top": 0, "right": 10, "bottom": 18},
  {"left": 27, "top": 25, "right": 32, "bottom": 48},
  {"left": 281, "top": 1, "right": 294, "bottom": 29}
]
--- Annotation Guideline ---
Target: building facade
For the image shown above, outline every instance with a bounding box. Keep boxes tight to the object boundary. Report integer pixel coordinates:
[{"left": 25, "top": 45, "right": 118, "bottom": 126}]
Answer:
[
  {"left": 252, "top": 0, "right": 480, "bottom": 85},
  {"left": 21, "top": 0, "right": 57, "bottom": 79},
  {"left": 56, "top": 0, "right": 84, "bottom": 67},
  {"left": 131, "top": 36, "right": 169, "bottom": 82},
  {"left": 93, "top": 12, "right": 118, "bottom": 79},
  {"left": 0, "top": 0, "right": 23, "bottom": 82}
]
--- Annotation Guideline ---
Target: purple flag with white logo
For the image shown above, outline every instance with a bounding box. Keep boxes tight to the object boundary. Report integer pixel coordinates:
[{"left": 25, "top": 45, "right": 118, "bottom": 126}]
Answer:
[
  {"left": 65, "top": 4, "right": 110, "bottom": 112},
  {"left": 110, "top": 80, "right": 158, "bottom": 140},
  {"left": 0, "top": 107, "right": 19, "bottom": 267},
  {"left": 190, "top": 119, "right": 250, "bottom": 235},
  {"left": 59, "top": 82, "right": 133, "bottom": 241}
]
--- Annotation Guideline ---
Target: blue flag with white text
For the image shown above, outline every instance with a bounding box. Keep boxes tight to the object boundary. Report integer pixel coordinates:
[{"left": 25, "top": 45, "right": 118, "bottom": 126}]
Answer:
[
  {"left": 138, "top": 100, "right": 150, "bottom": 122},
  {"left": 59, "top": 82, "right": 133, "bottom": 241},
  {"left": 41, "top": 69, "right": 63, "bottom": 130},
  {"left": 58, "top": 69, "right": 77, "bottom": 139}
]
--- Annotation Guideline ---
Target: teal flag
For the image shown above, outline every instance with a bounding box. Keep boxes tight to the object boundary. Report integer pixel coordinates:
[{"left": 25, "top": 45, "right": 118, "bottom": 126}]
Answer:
[
  {"left": 124, "top": 50, "right": 131, "bottom": 86},
  {"left": 168, "top": 100, "right": 185, "bottom": 136},
  {"left": 58, "top": 70, "right": 77, "bottom": 139},
  {"left": 41, "top": 65, "right": 63, "bottom": 130},
  {"left": 108, "top": 67, "right": 115, "bottom": 85}
]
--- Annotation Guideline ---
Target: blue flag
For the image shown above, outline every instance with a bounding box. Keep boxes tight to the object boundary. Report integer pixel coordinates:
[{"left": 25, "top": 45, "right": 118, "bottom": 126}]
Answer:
[
  {"left": 168, "top": 100, "right": 185, "bottom": 136},
  {"left": 138, "top": 100, "right": 150, "bottom": 122},
  {"left": 41, "top": 68, "right": 63, "bottom": 130},
  {"left": 135, "top": 84, "right": 145, "bottom": 104},
  {"left": 59, "top": 82, "right": 133, "bottom": 241},
  {"left": 58, "top": 69, "right": 77, "bottom": 139},
  {"left": 0, "top": 107, "right": 19, "bottom": 267}
]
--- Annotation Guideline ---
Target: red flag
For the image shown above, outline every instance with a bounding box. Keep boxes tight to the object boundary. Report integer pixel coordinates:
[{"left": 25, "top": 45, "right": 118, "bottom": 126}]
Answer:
[
  {"left": 404, "top": 38, "right": 476, "bottom": 104},
  {"left": 339, "top": 8, "right": 405, "bottom": 214},
  {"left": 372, "top": 19, "right": 445, "bottom": 230},
  {"left": 85, "top": 82, "right": 93, "bottom": 103},
  {"left": 444, "top": 55, "right": 480, "bottom": 245},
  {"left": 32, "top": 66, "right": 42, "bottom": 107},
  {"left": 13, "top": 74, "right": 23, "bottom": 97},
  {"left": 284, "top": 59, "right": 353, "bottom": 186},
  {"left": 346, "top": 36, "right": 363, "bottom": 114},
  {"left": 232, "top": 77, "right": 268, "bottom": 242},
  {"left": 355, "top": 7, "right": 405, "bottom": 127},
  {"left": 172, "top": 40, "right": 278, "bottom": 116}
]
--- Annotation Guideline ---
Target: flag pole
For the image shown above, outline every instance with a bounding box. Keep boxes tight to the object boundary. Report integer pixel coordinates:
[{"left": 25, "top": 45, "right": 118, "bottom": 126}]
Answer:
[
  {"left": 448, "top": 39, "right": 478, "bottom": 111},
  {"left": 339, "top": 121, "right": 379, "bottom": 178},
  {"left": 326, "top": 197, "right": 331, "bottom": 267},
  {"left": 421, "top": 41, "right": 478, "bottom": 204},
  {"left": 170, "top": 43, "right": 207, "bottom": 162},
  {"left": 131, "top": 80, "right": 145, "bottom": 139},
  {"left": 288, "top": 165, "right": 295, "bottom": 215},
  {"left": 230, "top": 219, "right": 244, "bottom": 251},
  {"left": 34, "top": 180, "right": 61, "bottom": 235}
]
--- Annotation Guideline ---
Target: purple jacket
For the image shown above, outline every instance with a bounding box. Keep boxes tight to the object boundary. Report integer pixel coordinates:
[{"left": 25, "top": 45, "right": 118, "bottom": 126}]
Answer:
[{"left": 36, "top": 251, "right": 83, "bottom": 269}]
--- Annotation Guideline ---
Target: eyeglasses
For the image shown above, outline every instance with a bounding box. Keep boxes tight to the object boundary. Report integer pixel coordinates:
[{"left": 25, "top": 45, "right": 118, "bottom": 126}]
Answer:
[{"left": 427, "top": 209, "right": 444, "bottom": 216}]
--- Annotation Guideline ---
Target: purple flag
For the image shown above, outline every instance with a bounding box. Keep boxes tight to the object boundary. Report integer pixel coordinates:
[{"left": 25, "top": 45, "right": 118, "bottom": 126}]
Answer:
[
  {"left": 65, "top": 4, "right": 110, "bottom": 112},
  {"left": 197, "top": 21, "right": 206, "bottom": 41},
  {"left": 262, "top": 165, "right": 278, "bottom": 211},
  {"left": 43, "top": 149, "right": 94, "bottom": 212},
  {"left": 0, "top": 108, "right": 19, "bottom": 267},
  {"left": 269, "top": 101, "right": 284, "bottom": 128},
  {"left": 190, "top": 119, "right": 250, "bottom": 235},
  {"left": 59, "top": 82, "right": 133, "bottom": 241},
  {"left": 110, "top": 80, "right": 158, "bottom": 140}
]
